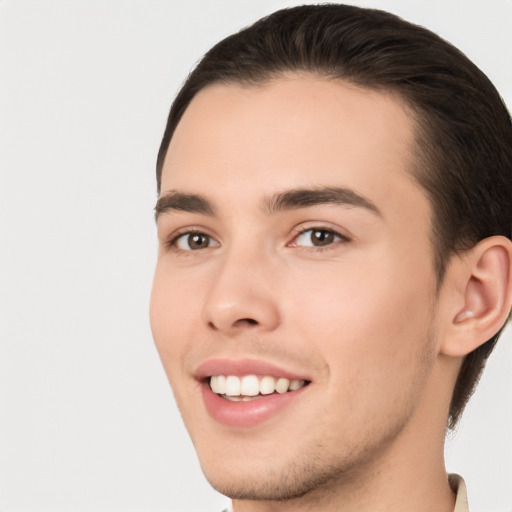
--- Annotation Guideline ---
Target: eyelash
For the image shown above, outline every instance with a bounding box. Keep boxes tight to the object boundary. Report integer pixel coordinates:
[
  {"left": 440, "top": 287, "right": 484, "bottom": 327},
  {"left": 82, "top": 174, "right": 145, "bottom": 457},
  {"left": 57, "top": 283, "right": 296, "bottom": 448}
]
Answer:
[
  {"left": 289, "top": 227, "right": 351, "bottom": 251},
  {"left": 164, "top": 226, "right": 351, "bottom": 254},
  {"left": 165, "top": 229, "right": 216, "bottom": 252}
]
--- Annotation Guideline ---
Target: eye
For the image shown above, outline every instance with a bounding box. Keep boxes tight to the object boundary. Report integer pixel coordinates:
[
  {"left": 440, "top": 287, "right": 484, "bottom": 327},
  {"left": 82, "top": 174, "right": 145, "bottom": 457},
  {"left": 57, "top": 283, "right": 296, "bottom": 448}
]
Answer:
[
  {"left": 291, "top": 228, "right": 347, "bottom": 248},
  {"left": 172, "top": 231, "right": 219, "bottom": 251}
]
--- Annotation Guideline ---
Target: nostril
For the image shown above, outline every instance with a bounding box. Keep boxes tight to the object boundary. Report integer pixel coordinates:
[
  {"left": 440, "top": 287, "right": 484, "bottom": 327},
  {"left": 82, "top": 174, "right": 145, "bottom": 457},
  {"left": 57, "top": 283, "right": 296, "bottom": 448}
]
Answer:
[
  {"left": 207, "top": 321, "right": 218, "bottom": 331},
  {"left": 207, "top": 318, "right": 258, "bottom": 330},
  {"left": 235, "top": 318, "right": 259, "bottom": 326}
]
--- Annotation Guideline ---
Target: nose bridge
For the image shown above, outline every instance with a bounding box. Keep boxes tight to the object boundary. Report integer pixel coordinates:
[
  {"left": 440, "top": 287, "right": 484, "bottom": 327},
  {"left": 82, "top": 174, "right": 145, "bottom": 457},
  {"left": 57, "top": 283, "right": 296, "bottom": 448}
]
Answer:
[{"left": 201, "top": 239, "right": 280, "bottom": 334}]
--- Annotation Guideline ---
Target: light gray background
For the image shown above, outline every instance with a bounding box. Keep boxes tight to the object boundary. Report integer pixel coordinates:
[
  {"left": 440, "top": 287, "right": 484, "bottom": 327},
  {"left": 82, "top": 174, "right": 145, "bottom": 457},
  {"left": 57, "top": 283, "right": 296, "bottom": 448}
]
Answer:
[{"left": 1, "top": 1, "right": 511, "bottom": 511}]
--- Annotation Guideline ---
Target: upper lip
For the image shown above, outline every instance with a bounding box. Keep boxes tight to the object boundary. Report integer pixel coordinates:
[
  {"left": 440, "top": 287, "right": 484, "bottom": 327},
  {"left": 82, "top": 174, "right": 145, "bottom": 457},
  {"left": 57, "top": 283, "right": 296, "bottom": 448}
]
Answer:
[{"left": 195, "top": 358, "right": 312, "bottom": 382}]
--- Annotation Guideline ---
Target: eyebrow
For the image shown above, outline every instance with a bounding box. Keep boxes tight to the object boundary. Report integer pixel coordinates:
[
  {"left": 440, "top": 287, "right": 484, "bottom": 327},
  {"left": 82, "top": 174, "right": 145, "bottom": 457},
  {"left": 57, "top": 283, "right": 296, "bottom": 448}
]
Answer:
[
  {"left": 155, "top": 190, "right": 216, "bottom": 220},
  {"left": 263, "top": 186, "right": 381, "bottom": 216},
  {"left": 154, "top": 186, "right": 381, "bottom": 221}
]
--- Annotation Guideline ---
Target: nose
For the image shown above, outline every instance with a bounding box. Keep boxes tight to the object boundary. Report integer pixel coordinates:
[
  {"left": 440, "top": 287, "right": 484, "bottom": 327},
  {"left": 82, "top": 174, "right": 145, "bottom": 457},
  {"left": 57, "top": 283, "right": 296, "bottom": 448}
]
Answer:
[{"left": 201, "top": 249, "right": 281, "bottom": 335}]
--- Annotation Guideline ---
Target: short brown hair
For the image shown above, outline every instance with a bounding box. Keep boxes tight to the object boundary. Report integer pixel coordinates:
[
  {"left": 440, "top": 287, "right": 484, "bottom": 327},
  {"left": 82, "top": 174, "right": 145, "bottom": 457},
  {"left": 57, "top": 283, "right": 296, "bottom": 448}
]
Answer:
[{"left": 156, "top": 4, "right": 512, "bottom": 428}]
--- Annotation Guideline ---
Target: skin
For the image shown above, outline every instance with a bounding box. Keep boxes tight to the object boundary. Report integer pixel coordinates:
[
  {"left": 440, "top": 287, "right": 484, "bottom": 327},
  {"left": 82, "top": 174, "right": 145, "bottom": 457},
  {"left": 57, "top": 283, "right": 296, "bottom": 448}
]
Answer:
[{"left": 150, "top": 76, "right": 462, "bottom": 512}]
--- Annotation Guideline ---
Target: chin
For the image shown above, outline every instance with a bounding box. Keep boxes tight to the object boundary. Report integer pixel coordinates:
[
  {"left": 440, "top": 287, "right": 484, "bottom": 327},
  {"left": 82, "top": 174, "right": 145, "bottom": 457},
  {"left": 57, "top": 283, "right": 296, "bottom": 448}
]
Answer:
[
  {"left": 202, "top": 462, "right": 321, "bottom": 501},
  {"left": 193, "top": 408, "right": 414, "bottom": 502},
  {"left": 197, "top": 443, "right": 357, "bottom": 502}
]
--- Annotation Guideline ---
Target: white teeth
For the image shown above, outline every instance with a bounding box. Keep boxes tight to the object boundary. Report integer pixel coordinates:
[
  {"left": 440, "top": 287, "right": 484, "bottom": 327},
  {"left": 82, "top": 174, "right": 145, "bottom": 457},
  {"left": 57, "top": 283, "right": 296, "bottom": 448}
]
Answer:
[
  {"left": 240, "top": 375, "right": 260, "bottom": 396},
  {"left": 210, "top": 375, "right": 226, "bottom": 394},
  {"left": 210, "top": 376, "right": 219, "bottom": 393},
  {"left": 275, "top": 378, "right": 290, "bottom": 394},
  {"left": 224, "top": 395, "right": 258, "bottom": 402},
  {"left": 225, "top": 375, "right": 241, "bottom": 396},
  {"left": 259, "top": 375, "right": 275, "bottom": 395},
  {"left": 289, "top": 379, "right": 305, "bottom": 391},
  {"left": 209, "top": 374, "right": 307, "bottom": 397},
  {"left": 216, "top": 375, "right": 226, "bottom": 394}
]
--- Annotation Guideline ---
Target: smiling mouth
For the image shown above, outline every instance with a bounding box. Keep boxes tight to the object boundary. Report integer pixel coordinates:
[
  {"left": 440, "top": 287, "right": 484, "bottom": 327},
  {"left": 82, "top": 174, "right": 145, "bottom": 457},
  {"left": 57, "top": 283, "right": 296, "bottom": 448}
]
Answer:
[{"left": 209, "top": 374, "right": 309, "bottom": 401}]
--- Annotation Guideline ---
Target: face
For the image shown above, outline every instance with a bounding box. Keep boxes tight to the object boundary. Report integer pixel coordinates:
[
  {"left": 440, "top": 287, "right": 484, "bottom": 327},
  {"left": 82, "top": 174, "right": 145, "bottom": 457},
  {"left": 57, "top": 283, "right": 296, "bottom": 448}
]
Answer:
[{"left": 150, "top": 76, "right": 443, "bottom": 502}]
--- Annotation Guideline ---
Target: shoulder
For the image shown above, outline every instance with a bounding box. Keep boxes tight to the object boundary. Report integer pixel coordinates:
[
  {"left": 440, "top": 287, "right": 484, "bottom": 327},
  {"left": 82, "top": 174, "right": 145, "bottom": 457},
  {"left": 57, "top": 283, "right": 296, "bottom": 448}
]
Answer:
[{"left": 449, "top": 474, "right": 470, "bottom": 512}]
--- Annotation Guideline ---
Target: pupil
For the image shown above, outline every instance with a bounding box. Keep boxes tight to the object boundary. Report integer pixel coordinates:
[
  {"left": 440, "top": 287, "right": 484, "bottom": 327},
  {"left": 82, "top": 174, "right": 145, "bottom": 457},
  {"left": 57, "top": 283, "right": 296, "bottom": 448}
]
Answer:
[
  {"left": 312, "top": 230, "right": 333, "bottom": 246},
  {"left": 189, "top": 234, "right": 208, "bottom": 249}
]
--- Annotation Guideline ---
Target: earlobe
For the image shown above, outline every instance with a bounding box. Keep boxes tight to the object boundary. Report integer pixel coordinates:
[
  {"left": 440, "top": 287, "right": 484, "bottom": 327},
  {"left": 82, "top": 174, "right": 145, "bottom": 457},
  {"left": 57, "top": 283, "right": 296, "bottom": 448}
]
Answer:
[{"left": 441, "top": 236, "right": 512, "bottom": 357}]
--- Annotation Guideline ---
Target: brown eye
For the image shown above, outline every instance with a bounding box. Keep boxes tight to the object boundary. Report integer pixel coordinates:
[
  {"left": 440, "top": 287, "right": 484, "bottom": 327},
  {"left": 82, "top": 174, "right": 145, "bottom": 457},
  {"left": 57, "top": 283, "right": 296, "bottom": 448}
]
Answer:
[
  {"left": 310, "top": 229, "right": 336, "bottom": 246},
  {"left": 290, "top": 228, "right": 350, "bottom": 249},
  {"left": 175, "top": 232, "right": 216, "bottom": 251},
  {"left": 293, "top": 228, "right": 343, "bottom": 248}
]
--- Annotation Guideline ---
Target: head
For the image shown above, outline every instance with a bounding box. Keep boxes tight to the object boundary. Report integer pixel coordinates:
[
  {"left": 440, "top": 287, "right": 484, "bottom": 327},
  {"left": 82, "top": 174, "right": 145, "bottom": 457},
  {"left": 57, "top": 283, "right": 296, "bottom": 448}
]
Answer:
[
  {"left": 155, "top": 4, "right": 512, "bottom": 429},
  {"left": 150, "top": 4, "right": 512, "bottom": 504}
]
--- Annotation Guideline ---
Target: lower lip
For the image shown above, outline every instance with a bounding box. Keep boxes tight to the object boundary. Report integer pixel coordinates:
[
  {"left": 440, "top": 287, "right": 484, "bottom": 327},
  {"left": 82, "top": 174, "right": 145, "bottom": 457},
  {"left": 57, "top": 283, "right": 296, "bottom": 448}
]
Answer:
[{"left": 201, "top": 382, "right": 307, "bottom": 428}]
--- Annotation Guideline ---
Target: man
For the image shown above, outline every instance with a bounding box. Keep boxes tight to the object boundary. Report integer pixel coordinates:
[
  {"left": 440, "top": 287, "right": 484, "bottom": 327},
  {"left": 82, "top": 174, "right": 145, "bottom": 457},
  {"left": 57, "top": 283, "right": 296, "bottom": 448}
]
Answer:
[{"left": 149, "top": 4, "right": 512, "bottom": 511}]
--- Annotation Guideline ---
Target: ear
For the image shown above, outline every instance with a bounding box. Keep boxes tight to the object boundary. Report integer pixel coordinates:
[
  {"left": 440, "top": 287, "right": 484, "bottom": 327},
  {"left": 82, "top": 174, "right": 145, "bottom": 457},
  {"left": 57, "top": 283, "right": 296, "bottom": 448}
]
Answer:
[{"left": 440, "top": 236, "right": 512, "bottom": 357}]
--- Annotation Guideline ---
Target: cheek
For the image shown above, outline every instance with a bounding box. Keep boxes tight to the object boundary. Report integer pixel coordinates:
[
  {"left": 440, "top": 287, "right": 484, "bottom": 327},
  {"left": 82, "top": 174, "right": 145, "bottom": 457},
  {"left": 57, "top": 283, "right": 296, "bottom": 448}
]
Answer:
[
  {"left": 289, "top": 264, "right": 436, "bottom": 440},
  {"left": 288, "top": 256, "right": 436, "bottom": 386},
  {"left": 149, "top": 262, "right": 203, "bottom": 374}
]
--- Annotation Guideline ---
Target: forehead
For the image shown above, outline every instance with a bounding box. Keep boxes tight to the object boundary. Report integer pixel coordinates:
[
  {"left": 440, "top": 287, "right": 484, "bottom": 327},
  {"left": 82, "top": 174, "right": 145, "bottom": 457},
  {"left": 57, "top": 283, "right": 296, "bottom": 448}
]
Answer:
[{"left": 161, "top": 75, "right": 425, "bottom": 221}]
